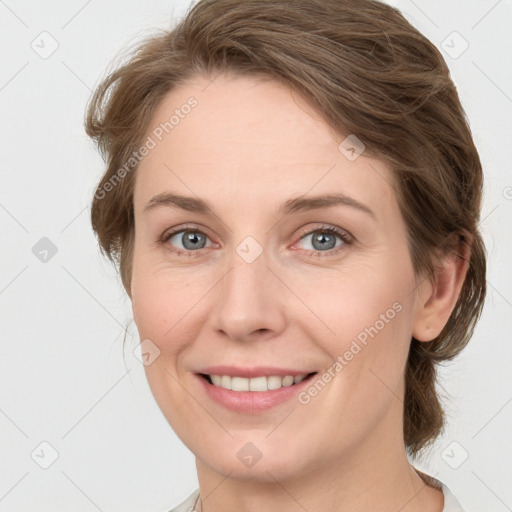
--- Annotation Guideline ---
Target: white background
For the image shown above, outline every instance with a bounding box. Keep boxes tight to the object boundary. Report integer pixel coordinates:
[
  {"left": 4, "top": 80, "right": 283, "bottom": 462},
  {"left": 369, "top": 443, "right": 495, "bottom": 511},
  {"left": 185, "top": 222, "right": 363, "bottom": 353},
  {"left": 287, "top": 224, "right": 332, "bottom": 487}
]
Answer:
[{"left": 0, "top": 0, "right": 511, "bottom": 510}]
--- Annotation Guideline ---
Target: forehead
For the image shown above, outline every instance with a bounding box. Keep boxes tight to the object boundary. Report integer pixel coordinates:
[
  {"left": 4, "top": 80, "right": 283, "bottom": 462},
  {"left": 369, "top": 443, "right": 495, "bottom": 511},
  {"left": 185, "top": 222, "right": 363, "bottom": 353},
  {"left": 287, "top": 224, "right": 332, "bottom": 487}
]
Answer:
[{"left": 133, "top": 73, "right": 397, "bottom": 220}]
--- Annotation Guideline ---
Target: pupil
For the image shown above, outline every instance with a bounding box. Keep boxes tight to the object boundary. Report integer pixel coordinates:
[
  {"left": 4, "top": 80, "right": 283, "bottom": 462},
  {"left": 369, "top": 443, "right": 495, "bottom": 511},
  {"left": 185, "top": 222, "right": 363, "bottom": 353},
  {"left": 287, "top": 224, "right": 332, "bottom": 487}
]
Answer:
[
  {"left": 183, "top": 231, "right": 206, "bottom": 250},
  {"left": 313, "top": 233, "right": 335, "bottom": 250}
]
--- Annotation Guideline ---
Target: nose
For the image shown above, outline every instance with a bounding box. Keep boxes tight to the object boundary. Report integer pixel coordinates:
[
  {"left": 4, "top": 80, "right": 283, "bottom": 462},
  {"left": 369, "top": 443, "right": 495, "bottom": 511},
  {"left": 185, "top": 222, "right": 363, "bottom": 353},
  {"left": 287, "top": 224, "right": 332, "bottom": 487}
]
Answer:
[{"left": 212, "top": 244, "right": 287, "bottom": 343}]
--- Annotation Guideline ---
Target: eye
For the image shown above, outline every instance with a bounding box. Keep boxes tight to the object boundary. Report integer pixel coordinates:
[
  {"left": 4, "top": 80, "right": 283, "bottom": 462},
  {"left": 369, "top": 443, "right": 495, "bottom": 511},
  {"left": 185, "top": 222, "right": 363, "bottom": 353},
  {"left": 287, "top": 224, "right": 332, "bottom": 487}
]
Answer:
[
  {"left": 294, "top": 225, "right": 352, "bottom": 257},
  {"left": 161, "top": 226, "right": 214, "bottom": 256},
  {"left": 159, "top": 223, "right": 353, "bottom": 258}
]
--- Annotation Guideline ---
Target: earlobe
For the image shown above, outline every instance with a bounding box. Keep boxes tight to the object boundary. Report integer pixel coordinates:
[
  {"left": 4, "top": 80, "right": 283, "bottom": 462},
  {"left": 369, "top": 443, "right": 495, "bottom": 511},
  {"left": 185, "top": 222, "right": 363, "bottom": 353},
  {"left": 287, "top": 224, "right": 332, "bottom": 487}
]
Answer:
[{"left": 412, "top": 236, "right": 471, "bottom": 342}]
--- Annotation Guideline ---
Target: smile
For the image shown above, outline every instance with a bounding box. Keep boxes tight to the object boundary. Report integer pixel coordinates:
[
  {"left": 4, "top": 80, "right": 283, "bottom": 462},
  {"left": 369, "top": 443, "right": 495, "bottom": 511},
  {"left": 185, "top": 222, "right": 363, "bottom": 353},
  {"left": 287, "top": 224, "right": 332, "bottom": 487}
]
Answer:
[
  {"left": 195, "top": 370, "right": 318, "bottom": 413},
  {"left": 201, "top": 373, "right": 316, "bottom": 391}
]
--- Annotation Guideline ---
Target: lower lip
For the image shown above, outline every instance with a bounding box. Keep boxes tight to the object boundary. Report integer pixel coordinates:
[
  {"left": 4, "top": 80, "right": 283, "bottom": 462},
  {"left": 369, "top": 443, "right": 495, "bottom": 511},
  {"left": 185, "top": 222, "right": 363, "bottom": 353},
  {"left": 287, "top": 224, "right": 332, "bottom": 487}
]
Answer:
[{"left": 196, "top": 373, "right": 316, "bottom": 413}]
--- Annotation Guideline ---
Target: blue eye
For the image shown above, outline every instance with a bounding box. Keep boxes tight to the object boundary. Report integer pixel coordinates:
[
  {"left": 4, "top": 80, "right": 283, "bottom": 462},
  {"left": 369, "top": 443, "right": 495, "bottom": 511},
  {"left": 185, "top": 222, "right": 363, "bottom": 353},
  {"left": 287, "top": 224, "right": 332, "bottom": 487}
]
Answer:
[
  {"left": 160, "top": 224, "right": 352, "bottom": 258},
  {"left": 295, "top": 225, "right": 352, "bottom": 257},
  {"left": 162, "top": 227, "right": 212, "bottom": 256}
]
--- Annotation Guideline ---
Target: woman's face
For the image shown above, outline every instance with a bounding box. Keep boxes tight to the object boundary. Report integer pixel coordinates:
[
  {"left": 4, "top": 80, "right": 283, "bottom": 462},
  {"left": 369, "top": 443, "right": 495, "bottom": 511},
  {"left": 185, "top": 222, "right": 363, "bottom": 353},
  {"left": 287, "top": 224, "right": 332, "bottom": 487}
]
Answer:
[{"left": 130, "top": 72, "right": 426, "bottom": 481}]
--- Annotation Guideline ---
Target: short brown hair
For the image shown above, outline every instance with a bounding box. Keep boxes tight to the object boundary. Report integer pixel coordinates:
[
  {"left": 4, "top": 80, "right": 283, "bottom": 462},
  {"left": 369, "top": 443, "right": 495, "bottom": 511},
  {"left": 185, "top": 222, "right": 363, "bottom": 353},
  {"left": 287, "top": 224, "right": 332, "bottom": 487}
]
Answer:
[{"left": 85, "top": 0, "right": 486, "bottom": 456}]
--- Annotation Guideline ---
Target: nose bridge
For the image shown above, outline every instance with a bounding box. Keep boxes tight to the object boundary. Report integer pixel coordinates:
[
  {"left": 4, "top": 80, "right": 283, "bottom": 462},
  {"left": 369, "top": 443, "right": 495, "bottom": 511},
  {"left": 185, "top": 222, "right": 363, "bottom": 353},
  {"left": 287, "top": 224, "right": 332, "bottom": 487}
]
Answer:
[{"left": 213, "top": 236, "right": 284, "bottom": 340}]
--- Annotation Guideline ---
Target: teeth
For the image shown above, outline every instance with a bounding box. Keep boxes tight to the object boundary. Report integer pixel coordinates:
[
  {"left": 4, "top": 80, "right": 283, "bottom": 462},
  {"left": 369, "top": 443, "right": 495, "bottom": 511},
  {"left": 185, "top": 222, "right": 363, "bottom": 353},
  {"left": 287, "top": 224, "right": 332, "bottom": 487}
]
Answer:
[
  {"left": 211, "top": 375, "right": 222, "bottom": 387},
  {"left": 207, "top": 374, "right": 310, "bottom": 391},
  {"left": 293, "top": 374, "right": 306, "bottom": 384}
]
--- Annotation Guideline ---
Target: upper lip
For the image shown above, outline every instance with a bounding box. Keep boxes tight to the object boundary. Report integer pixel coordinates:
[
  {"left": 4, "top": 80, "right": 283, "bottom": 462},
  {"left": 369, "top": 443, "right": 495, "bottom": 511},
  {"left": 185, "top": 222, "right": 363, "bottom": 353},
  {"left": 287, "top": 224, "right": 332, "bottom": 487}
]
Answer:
[{"left": 197, "top": 366, "right": 317, "bottom": 378}]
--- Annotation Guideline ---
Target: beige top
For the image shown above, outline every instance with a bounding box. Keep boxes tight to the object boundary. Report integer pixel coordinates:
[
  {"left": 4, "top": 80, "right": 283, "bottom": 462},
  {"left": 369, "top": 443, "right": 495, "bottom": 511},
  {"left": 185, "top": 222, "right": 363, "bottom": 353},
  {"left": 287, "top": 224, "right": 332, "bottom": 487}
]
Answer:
[{"left": 167, "top": 474, "right": 465, "bottom": 512}]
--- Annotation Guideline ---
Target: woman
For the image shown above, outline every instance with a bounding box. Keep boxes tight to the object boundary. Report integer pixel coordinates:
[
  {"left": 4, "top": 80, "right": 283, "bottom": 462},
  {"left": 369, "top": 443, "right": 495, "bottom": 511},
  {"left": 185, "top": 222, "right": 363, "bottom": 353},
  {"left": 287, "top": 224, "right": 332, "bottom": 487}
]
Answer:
[{"left": 85, "top": 0, "right": 486, "bottom": 510}]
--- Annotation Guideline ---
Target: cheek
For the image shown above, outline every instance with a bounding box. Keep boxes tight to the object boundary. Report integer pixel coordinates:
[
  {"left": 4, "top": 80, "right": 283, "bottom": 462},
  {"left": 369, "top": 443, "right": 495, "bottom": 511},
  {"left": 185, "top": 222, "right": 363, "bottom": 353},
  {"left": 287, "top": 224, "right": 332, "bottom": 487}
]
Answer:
[
  {"left": 131, "top": 271, "right": 167, "bottom": 340},
  {"left": 130, "top": 249, "right": 215, "bottom": 363},
  {"left": 299, "top": 250, "right": 416, "bottom": 393},
  {"left": 301, "top": 257, "right": 414, "bottom": 342},
  {"left": 294, "top": 268, "right": 415, "bottom": 447},
  {"left": 130, "top": 251, "right": 184, "bottom": 352},
  {"left": 130, "top": 260, "right": 197, "bottom": 412}
]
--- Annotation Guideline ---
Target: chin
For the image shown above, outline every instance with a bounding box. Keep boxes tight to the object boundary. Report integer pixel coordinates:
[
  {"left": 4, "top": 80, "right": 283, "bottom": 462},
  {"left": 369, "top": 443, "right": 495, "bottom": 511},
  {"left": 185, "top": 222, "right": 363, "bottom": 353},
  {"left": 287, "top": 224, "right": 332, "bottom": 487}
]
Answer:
[{"left": 201, "top": 452, "right": 308, "bottom": 483}]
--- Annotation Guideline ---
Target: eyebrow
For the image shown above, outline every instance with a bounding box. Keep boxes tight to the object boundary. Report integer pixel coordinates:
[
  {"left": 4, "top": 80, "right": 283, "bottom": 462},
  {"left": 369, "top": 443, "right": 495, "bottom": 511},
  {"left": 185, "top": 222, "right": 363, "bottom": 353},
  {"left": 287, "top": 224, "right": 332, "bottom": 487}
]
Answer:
[{"left": 143, "top": 192, "right": 376, "bottom": 219}]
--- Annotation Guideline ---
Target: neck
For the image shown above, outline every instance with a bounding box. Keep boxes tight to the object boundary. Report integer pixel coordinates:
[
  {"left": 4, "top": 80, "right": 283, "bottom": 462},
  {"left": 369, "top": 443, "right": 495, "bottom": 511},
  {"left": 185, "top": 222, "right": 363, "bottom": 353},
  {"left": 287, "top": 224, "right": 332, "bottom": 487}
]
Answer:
[{"left": 194, "top": 457, "right": 442, "bottom": 512}]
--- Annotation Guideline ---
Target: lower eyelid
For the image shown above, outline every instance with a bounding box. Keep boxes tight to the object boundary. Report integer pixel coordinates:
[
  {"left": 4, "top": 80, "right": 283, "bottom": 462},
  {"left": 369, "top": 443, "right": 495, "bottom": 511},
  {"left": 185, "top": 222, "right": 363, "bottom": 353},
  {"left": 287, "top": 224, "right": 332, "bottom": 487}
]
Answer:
[{"left": 294, "top": 235, "right": 348, "bottom": 254}]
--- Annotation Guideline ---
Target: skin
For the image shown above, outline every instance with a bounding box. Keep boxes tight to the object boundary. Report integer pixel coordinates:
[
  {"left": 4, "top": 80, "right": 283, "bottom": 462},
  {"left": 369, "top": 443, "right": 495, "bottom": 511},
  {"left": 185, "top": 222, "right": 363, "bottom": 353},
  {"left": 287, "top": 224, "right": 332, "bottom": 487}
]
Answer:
[{"left": 130, "top": 72, "right": 469, "bottom": 512}]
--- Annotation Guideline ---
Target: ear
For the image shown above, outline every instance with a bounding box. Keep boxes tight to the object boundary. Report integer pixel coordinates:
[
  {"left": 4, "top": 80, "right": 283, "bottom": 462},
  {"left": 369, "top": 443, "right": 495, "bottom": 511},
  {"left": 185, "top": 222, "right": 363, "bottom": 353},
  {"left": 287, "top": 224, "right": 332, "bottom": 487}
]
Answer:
[{"left": 412, "top": 235, "right": 471, "bottom": 342}]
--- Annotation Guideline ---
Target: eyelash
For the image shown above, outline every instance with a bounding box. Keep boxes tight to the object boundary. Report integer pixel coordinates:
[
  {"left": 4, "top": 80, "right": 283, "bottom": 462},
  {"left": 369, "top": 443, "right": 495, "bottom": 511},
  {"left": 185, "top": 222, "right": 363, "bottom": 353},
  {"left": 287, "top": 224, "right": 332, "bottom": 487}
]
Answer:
[{"left": 159, "top": 224, "right": 353, "bottom": 258}]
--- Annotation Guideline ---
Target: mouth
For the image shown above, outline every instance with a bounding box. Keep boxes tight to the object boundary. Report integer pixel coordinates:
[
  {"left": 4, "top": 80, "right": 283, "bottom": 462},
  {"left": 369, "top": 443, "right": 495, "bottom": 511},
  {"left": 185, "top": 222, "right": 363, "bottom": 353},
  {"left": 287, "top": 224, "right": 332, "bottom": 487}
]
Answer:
[
  {"left": 198, "top": 372, "right": 318, "bottom": 392},
  {"left": 194, "top": 366, "right": 320, "bottom": 413}
]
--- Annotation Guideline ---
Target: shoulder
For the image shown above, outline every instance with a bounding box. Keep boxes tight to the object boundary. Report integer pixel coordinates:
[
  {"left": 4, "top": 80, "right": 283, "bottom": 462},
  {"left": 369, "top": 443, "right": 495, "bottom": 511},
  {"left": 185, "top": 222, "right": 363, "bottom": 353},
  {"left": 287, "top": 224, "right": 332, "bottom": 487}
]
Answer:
[
  {"left": 414, "top": 467, "right": 465, "bottom": 512},
  {"left": 440, "top": 482, "right": 465, "bottom": 512},
  {"left": 166, "top": 488, "right": 200, "bottom": 512}
]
